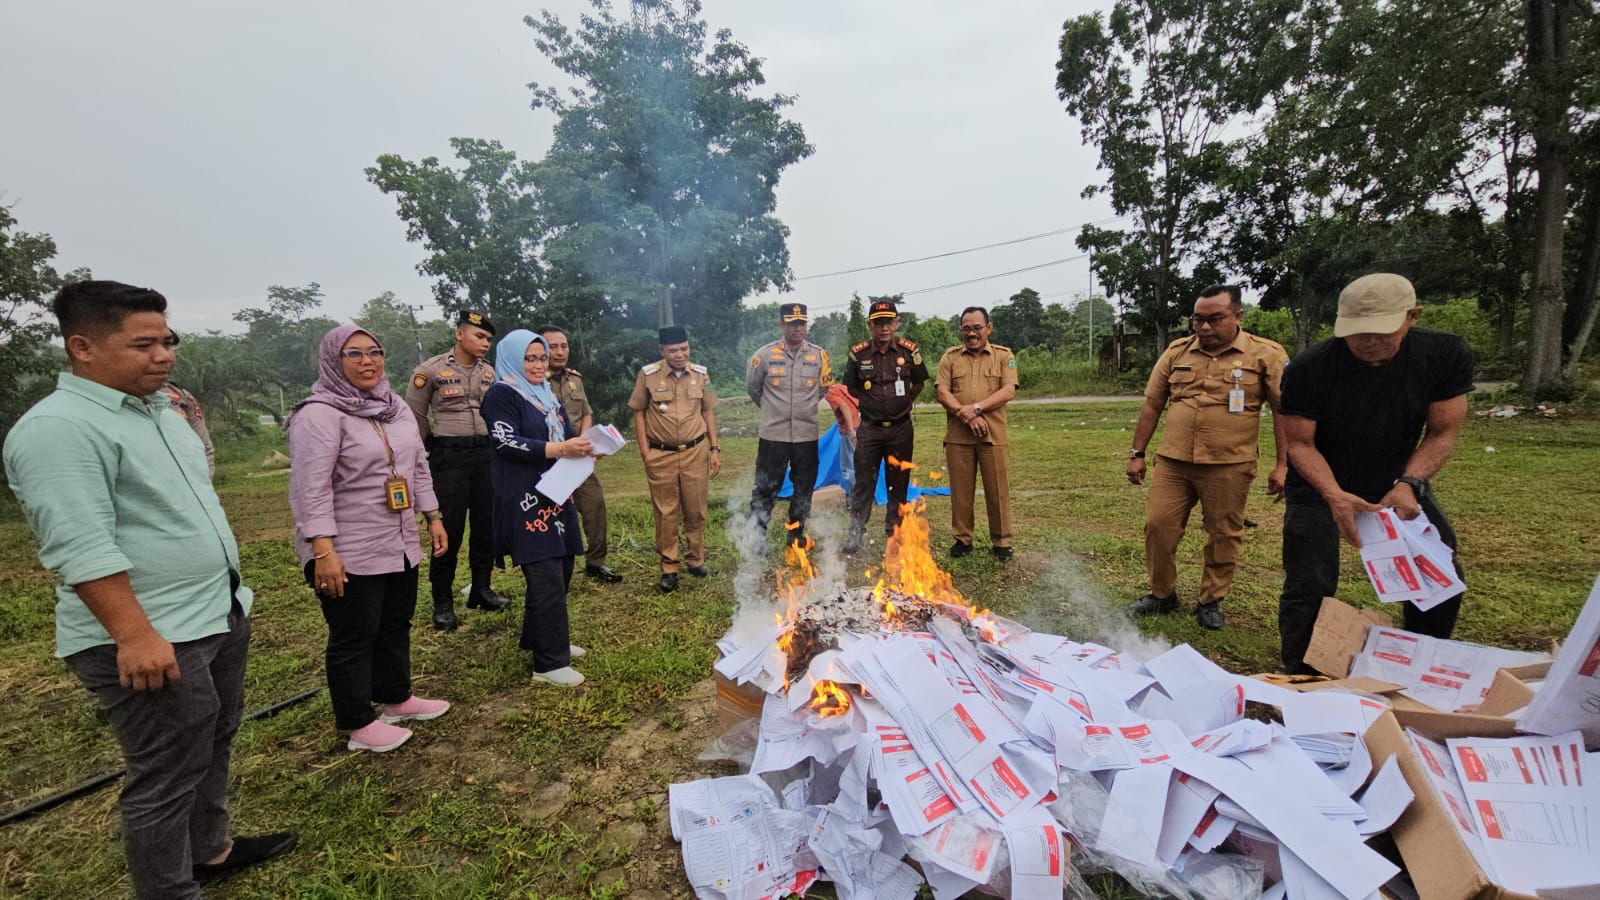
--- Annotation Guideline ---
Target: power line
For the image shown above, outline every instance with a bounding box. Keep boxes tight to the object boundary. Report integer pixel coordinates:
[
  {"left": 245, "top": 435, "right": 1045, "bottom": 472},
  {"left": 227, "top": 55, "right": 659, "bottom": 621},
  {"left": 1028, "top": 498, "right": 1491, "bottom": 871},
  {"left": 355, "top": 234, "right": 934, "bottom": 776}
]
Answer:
[
  {"left": 901, "top": 254, "right": 1089, "bottom": 297},
  {"left": 793, "top": 215, "right": 1124, "bottom": 281}
]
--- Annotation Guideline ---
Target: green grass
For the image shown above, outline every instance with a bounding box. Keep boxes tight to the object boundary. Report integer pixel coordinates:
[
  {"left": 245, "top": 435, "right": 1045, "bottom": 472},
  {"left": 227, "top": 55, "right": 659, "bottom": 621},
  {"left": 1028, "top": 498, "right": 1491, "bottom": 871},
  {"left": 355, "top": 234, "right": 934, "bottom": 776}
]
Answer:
[{"left": 0, "top": 400, "right": 1596, "bottom": 896}]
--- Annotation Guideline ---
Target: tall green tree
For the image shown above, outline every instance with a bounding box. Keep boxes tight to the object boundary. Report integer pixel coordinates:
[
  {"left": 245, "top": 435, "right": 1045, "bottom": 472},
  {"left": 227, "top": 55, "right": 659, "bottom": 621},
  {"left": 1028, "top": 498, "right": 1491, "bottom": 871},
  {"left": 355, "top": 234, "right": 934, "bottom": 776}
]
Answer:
[
  {"left": 846, "top": 294, "right": 868, "bottom": 345},
  {"left": 1057, "top": 0, "right": 1286, "bottom": 351},
  {"left": 0, "top": 205, "right": 82, "bottom": 441},
  {"left": 527, "top": 0, "right": 813, "bottom": 340},
  {"left": 232, "top": 283, "right": 338, "bottom": 397},
  {"left": 366, "top": 139, "right": 545, "bottom": 330},
  {"left": 354, "top": 290, "right": 452, "bottom": 380}
]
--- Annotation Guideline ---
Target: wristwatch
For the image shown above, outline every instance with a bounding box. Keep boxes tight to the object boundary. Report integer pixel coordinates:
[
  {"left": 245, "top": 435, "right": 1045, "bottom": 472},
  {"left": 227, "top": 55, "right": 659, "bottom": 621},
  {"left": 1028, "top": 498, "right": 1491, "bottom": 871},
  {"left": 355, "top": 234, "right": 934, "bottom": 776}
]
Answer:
[
  {"left": 973, "top": 402, "right": 984, "bottom": 415},
  {"left": 1128, "top": 449, "right": 1145, "bottom": 459},
  {"left": 1395, "top": 475, "right": 1427, "bottom": 496}
]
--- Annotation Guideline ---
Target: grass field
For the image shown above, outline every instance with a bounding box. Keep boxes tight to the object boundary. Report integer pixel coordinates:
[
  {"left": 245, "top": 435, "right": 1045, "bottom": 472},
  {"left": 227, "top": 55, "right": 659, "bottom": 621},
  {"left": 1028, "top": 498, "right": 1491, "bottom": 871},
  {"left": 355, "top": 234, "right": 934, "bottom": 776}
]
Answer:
[{"left": 1, "top": 398, "right": 1597, "bottom": 897}]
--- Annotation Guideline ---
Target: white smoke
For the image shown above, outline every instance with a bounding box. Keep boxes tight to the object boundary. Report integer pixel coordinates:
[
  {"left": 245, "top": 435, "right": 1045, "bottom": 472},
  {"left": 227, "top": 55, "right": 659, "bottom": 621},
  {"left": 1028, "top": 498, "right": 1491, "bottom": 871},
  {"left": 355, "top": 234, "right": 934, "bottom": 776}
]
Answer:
[
  {"left": 721, "top": 483, "right": 854, "bottom": 646},
  {"left": 1011, "top": 554, "right": 1172, "bottom": 663}
]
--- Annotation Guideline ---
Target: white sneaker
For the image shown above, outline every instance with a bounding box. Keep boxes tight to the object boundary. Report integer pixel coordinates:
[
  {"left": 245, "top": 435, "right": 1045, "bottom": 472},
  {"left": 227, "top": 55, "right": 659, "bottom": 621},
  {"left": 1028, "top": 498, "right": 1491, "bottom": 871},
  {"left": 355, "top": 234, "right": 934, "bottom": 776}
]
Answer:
[
  {"left": 531, "top": 666, "right": 585, "bottom": 686},
  {"left": 569, "top": 644, "right": 587, "bottom": 659}
]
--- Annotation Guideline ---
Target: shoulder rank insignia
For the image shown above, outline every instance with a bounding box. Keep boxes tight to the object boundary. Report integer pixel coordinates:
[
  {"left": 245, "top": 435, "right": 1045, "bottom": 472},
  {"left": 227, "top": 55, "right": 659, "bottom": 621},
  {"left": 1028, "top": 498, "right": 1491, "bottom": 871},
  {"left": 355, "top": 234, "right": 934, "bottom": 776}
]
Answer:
[{"left": 642, "top": 361, "right": 662, "bottom": 375}]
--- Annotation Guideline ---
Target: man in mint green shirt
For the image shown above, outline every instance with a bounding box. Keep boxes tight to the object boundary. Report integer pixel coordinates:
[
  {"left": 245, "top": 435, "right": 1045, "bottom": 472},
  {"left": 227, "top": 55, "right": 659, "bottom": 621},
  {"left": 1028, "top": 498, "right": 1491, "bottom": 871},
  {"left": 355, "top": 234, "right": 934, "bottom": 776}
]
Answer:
[{"left": 4, "top": 281, "right": 295, "bottom": 898}]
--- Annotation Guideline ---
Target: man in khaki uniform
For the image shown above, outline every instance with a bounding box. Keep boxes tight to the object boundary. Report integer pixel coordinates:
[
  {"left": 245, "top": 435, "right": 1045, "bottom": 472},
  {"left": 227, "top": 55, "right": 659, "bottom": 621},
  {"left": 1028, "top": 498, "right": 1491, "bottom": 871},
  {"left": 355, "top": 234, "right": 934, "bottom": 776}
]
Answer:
[
  {"left": 1127, "top": 284, "right": 1288, "bottom": 631},
  {"left": 935, "top": 307, "right": 1019, "bottom": 560},
  {"left": 630, "top": 325, "right": 720, "bottom": 593},
  {"left": 541, "top": 326, "right": 622, "bottom": 584},
  {"left": 746, "top": 302, "right": 833, "bottom": 546},
  {"left": 406, "top": 309, "right": 510, "bottom": 630}
]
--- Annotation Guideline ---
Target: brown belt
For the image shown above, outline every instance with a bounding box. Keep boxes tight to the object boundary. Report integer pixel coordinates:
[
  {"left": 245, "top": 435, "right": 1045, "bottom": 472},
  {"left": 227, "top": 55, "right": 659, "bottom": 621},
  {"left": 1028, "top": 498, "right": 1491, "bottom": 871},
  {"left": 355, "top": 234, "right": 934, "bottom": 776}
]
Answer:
[{"left": 649, "top": 433, "right": 707, "bottom": 452}]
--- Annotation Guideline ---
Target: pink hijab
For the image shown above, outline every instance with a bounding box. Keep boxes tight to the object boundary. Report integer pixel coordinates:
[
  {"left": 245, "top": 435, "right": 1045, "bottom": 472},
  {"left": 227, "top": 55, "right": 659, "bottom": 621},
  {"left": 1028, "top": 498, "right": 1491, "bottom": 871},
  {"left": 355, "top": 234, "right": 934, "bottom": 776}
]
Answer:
[{"left": 286, "top": 324, "right": 404, "bottom": 426}]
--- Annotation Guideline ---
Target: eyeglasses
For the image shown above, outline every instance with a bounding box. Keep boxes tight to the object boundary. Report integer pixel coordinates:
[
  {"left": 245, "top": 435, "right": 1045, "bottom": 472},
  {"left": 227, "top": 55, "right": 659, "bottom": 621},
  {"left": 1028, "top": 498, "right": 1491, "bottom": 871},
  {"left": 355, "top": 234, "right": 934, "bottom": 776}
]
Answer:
[
  {"left": 524, "top": 354, "right": 548, "bottom": 362},
  {"left": 1189, "top": 313, "right": 1233, "bottom": 327},
  {"left": 341, "top": 348, "right": 386, "bottom": 361},
  {"left": 959, "top": 325, "right": 986, "bottom": 334}
]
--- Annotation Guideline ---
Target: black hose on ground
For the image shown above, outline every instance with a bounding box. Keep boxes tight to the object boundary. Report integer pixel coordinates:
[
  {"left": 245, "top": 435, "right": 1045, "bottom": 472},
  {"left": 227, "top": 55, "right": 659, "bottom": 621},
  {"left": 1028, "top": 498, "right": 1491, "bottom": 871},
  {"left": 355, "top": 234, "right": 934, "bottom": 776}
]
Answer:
[{"left": 0, "top": 687, "right": 320, "bottom": 828}]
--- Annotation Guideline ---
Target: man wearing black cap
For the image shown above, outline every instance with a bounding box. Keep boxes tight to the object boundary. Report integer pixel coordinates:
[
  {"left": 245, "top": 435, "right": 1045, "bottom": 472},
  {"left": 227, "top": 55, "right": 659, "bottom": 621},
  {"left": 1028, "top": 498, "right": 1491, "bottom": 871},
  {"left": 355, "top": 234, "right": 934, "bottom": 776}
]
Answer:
[
  {"left": 630, "top": 326, "right": 720, "bottom": 593},
  {"left": 746, "top": 303, "right": 834, "bottom": 545},
  {"left": 842, "top": 300, "right": 927, "bottom": 555},
  {"left": 406, "top": 310, "right": 511, "bottom": 629}
]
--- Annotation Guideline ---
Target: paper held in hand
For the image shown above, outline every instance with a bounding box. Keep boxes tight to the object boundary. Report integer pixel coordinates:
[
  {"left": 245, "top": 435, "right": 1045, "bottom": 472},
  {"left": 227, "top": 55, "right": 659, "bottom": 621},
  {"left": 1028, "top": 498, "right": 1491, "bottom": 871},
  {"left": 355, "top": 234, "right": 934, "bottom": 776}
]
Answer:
[
  {"left": 535, "top": 424, "right": 626, "bottom": 504},
  {"left": 1356, "top": 507, "right": 1465, "bottom": 610}
]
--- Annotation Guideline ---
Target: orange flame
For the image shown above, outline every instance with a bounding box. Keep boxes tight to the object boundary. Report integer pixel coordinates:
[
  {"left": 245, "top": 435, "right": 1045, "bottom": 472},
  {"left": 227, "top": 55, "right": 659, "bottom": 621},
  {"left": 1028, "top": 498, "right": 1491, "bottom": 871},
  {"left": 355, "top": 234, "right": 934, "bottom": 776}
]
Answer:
[
  {"left": 809, "top": 680, "right": 852, "bottom": 718},
  {"left": 886, "top": 455, "right": 918, "bottom": 471}
]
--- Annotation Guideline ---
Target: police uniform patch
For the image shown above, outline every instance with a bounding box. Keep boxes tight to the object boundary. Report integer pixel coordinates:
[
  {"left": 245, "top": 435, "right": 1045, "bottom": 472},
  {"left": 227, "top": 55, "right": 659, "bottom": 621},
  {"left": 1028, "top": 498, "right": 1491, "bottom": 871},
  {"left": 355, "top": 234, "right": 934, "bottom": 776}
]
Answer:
[
  {"left": 913, "top": 351, "right": 923, "bottom": 365},
  {"left": 1007, "top": 358, "right": 1017, "bottom": 369},
  {"left": 440, "top": 369, "right": 455, "bottom": 378},
  {"left": 412, "top": 373, "right": 428, "bottom": 389}
]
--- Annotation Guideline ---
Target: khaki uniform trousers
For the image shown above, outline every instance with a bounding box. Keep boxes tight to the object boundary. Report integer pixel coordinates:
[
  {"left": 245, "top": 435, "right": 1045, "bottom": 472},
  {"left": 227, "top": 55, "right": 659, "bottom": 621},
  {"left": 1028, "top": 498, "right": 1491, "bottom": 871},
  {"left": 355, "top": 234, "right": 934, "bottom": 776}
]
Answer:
[
  {"left": 1144, "top": 455, "right": 1256, "bottom": 604},
  {"left": 572, "top": 472, "right": 608, "bottom": 567},
  {"left": 644, "top": 442, "right": 710, "bottom": 574},
  {"left": 944, "top": 441, "right": 1013, "bottom": 547}
]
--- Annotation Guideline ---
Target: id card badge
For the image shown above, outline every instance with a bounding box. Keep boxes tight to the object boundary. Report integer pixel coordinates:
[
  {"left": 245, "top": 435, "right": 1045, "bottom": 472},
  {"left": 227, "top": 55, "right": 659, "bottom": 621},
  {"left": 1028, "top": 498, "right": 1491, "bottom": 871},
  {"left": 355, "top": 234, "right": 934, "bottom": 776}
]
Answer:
[
  {"left": 385, "top": 475, "right": 413, "bottom": 511},
  {"left": 894, "top": 379, "right": 906, "bottom": 397},
  {"left": 1228, "top": 388, "right": 1246, "bottom": 413}
]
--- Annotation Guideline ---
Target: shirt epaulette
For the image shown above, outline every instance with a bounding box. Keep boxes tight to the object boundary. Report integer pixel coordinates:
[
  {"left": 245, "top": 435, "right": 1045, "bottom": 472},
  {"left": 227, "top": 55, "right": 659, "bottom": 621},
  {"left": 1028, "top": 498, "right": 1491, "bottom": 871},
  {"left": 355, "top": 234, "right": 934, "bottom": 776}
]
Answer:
[
  {"left": 896, "top": 337, "right": 919, "bottom": 351},
  {"left": 989, "top": 343, "right": 1013, "bottom": 354},
  {"left": 642, "top": 362, "right": 662, "bottom": 375},
  {"left": 851, "top": 340, "right": 870, "bottom": 353},
  {"left": 940, "top": 345, "right": 963, "bottom": 357},
  {"left": 689, "top": 363, "right": 708, "bottom": 375},
  {"left": 566, "top": 368, "right": 582, "bottom": 378},
  {"left": 1166, "top": 335, "right": 1196, "bottom": 351}
]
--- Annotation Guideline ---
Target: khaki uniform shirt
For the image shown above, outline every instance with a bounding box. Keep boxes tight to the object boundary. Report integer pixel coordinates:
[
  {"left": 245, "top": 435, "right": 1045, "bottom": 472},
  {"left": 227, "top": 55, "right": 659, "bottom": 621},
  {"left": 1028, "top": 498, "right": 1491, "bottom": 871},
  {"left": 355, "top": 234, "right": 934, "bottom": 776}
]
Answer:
[
  {"left": 405, "top": 352, "right": 495, "bottom": 441},
  {"left": 1145, "top": 329, "right": 1288, "bottom": 464},
  {"left": 629, "top": 361, "right": 714, "bottom": 447},
  {"left": 845, "top": 337, "right": 929, "bottom": 423},
  {"left": 936, "top": 343, "right": 1019, "bottom": 445},
  {"left": 745, "top": 340, "right": 834, "bottom": 443},
  {"left": 549, "top": 368, "right": 592, "bottom": 431}
]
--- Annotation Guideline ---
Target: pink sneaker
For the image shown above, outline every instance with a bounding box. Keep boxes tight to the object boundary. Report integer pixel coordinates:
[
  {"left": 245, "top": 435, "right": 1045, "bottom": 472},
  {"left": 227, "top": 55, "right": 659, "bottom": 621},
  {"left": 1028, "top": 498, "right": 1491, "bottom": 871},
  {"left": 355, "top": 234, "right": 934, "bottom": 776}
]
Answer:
[
  {"left": 379, "top": 696, "right": 451, "bottom": 724},
  {"left": 347, "top": 719, "right": 412, "bottom": 752}
]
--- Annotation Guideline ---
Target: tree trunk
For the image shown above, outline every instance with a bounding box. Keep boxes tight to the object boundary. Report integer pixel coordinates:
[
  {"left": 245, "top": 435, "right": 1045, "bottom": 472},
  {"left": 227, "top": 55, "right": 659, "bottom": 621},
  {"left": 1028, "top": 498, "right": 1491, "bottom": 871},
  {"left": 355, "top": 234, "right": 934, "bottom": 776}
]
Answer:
[
  {"left": 1493, "top": 289, "right": 1518, "bottom": 359},
  {"left": 1563, "top": 187, "right": 1600, "bottom": 377},
  {"left": 1521, "top": 0, "right": 1574, "bottom": 394}
]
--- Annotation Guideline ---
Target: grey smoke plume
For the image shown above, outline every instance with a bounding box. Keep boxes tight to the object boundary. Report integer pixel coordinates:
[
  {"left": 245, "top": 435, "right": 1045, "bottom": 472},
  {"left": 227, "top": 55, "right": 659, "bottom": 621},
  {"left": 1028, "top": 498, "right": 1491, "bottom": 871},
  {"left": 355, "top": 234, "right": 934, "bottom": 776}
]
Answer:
[
  {"left": 1011, "top": 555, "right": 1172, "bottom": 663},
  {"left": 721, "top": 483, "right": 854, "bottom": 646}
]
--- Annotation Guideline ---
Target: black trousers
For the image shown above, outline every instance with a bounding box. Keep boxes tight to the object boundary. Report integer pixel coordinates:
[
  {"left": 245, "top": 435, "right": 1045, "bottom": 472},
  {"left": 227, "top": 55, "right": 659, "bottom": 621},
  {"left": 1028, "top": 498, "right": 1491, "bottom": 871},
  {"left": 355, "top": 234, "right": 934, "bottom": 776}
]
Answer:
[
  {"left": 520, "top": 556, "right": 574, "bottom": 673},
  {"left": 1279, "top": 489, "right": 1464, "bottom": 671},
  {"left": 751, "top": 438, "right": 819, "bottom": 541},
  {"left": 851, "top": 419, "right": 915, "bottom": 536},
  {"left": 428, "top": 444, "right": 494, "bottom": 605},
  {"left": 310, "top": 562, "right": 416, "bottom": 730}
]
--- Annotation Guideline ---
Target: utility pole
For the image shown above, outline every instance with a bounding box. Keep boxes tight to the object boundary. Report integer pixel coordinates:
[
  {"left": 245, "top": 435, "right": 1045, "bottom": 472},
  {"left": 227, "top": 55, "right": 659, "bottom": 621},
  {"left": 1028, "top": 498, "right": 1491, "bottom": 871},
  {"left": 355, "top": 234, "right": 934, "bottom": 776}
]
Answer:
[
  {"left": 401, "top": 303, "right": 428, "bottom": 369},
  {"left": 1087, "top": 257, "right": 1095, "bottom": 363}
]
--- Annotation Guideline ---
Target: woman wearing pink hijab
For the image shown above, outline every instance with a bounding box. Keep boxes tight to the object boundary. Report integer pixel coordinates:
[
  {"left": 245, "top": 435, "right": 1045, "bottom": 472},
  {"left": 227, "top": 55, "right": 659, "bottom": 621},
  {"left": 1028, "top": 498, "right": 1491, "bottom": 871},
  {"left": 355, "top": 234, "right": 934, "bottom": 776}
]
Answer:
[{"left": 287, "top": 325, "right": 451, "bottom": 752}]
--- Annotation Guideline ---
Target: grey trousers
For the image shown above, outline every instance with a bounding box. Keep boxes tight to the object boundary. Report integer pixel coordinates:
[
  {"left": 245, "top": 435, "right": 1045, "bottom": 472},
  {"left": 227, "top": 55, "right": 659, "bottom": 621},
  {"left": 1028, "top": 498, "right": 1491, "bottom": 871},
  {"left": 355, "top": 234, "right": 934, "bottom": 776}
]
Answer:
[{"left": 63, "top": 603, "right": 251, "bottom": 900}]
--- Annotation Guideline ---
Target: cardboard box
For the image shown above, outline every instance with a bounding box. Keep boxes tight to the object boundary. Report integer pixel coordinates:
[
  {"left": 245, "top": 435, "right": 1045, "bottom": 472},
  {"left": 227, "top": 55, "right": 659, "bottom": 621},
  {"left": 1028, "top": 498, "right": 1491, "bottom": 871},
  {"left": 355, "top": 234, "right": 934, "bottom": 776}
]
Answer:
[
  {"left": 1476, "top": 661, "right": 1551, "bottom": 718},
  {"left": 1305, "top": 595, "right": 1395, "bottom": 679},
  {"left": 1363, "top": 710, "right": 1540, "bottom": 900},
  {"left": 715, "top": 670, "right": 765, "bottom": 732}
]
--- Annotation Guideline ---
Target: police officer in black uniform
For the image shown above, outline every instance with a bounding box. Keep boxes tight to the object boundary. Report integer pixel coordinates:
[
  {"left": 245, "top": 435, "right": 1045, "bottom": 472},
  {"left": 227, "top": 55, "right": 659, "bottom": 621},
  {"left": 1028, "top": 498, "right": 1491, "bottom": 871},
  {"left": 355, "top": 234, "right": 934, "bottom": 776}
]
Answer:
[
  {"left": 842, "top": 300, "right": 928, "bottom": 555},
  {"left": 405, "top": 310, "right": 511, "bottom": 630}
]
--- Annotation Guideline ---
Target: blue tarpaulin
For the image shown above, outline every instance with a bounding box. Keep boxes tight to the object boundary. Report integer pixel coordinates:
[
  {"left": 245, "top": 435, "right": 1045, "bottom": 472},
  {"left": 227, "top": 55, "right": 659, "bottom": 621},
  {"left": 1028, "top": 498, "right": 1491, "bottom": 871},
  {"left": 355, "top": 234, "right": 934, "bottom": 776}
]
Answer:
[{"left": 778, "top": 424, "right": 950, "bottom": 503}]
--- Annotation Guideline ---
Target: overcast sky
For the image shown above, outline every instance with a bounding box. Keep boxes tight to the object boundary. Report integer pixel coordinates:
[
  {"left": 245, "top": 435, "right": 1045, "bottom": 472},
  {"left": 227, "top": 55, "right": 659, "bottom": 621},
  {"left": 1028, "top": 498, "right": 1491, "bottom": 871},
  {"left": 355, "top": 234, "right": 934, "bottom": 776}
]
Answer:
[{"left": 1, "top": 0, "right": 1111, "bottom": 333}]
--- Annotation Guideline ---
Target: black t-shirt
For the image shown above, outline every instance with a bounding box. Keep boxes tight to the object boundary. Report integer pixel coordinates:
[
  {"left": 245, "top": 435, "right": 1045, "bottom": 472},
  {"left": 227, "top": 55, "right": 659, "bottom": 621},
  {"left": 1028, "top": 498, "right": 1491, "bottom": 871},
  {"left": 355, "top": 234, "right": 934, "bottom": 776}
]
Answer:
[{"left": 1279, "top": 327, "right": 1475, "bottom": 502}]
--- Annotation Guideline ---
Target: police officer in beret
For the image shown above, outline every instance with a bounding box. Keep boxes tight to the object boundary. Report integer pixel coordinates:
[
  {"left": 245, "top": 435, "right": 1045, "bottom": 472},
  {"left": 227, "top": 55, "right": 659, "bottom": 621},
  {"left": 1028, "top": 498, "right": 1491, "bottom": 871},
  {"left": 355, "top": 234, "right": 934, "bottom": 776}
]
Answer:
[
  {"left": 842, "top": 300, "right": 927, "bottom": 555},
  {"left": 746, "top": 302, "right": 833, "bottom": 546},
  {"left": 405, "top": 310, "right": 512, "bottom": 629}
]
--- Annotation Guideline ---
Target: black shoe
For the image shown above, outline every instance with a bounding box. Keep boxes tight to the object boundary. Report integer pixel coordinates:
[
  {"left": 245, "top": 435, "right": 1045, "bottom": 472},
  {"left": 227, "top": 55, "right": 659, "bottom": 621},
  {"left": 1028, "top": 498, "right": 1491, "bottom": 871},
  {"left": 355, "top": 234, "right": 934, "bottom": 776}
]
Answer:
[
  {"left": 992, "top": 546, "right": 1013, "bottom": 561},
  {"left": 465, "top": 586, "right": 511, "bottom": 611},
  {"left": 194, "top": 831, "right": 298, "bottom": 884},
  {"left": 432, "top": 605, "right": 460, "bottom": 631},
  {"left": 686, "top": 565, "right": 710, "bottom": 578},
  {"left": 1244, "top": 518, "right": 1259, "bottom": 529},
  {"left": 1129, "top": 593, "right": 1178, "bottom": 616},
  {"left": 950, "top": 541, "right": 973, "bottom": 558},
  {"left": 1195, "top": 601, "right": 1224, "bottom": 631},
  {"left": 585, "top": 564, "right": 623, "bottom": 583},
  {"left": 659, "top": 573, "right": 679, "bottom": 593}
]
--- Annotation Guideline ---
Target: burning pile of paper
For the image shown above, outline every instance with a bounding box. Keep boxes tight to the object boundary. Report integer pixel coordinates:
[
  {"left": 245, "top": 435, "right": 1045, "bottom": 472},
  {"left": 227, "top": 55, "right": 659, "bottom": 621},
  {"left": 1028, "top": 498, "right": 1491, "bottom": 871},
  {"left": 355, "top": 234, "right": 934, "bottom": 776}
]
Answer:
[{"left": 675, "top": 503, "right": 1549, "bottom": 899}]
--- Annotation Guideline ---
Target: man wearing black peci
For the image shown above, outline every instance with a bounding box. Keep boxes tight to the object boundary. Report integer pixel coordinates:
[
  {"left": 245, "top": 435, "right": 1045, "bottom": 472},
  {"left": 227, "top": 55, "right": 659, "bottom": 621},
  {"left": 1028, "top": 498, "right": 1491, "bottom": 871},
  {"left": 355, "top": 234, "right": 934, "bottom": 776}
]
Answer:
[{"left": 842, "top": 299, "right": 928, "bottom": 555}]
